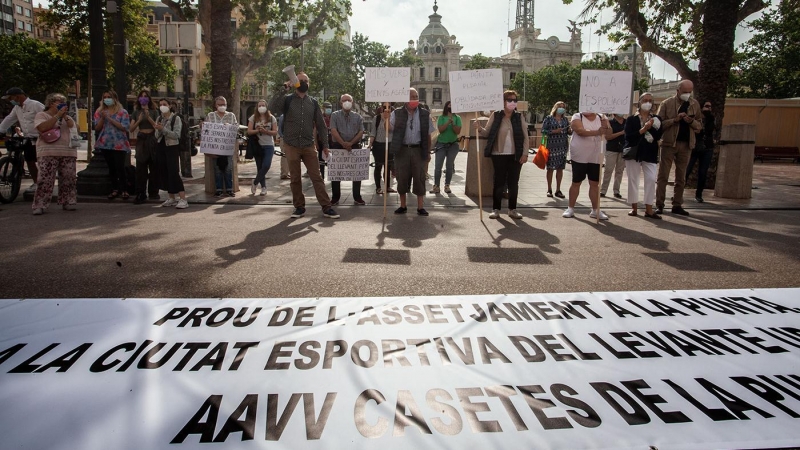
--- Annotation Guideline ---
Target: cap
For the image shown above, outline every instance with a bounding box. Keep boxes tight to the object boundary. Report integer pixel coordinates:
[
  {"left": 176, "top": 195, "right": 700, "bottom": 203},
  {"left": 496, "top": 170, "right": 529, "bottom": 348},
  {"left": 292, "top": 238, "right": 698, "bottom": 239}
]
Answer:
[
  {"left": 323, "top": 102, "right": 332, "bottom": 107},
  {"left": 2, "top": 87, "right": 25, "bottom": 100}
]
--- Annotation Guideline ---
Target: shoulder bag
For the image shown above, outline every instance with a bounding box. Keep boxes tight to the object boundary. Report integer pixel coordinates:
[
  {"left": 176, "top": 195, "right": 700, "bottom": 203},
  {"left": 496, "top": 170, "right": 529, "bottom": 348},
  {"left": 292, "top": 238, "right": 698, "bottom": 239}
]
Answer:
[{"left": 40, "top": 118, "right": 62, "bottom": 143}]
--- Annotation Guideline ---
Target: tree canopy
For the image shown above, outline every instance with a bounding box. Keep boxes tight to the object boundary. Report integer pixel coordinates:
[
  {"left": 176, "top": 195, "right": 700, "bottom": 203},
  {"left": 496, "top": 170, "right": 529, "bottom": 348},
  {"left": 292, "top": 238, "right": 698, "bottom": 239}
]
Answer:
[{"left": 0, "top": 34, "right": 86, "bottom": 100}]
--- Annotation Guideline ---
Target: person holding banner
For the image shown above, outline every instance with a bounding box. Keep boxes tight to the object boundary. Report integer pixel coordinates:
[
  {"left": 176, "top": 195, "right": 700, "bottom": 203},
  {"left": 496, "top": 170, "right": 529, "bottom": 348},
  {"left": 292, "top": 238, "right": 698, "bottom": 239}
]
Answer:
[
  {"left": 624, "top": 93, "right": 663, "bottom": 219},
  {"left": 247, "top": 100, "right": 277, "bottom": 196},
  {"left": 205, "top": 96, "right": 238, "bottom": 197},
  {"left": 329, "top": 94, "right": 365, "bottom": 206},
  {"left": 541, "top": 101, "right": 571, "bottom": 199},
  {"left": 474, "top": 90, "right": 529, "bottom": 220},
  {"left": 268, "top": 72, "right": 338, "bottom": 219},
  {"left": 430, "top": 101, "right": 462, "bottom": 195},
  {"left": 562, "top": 111, "right": 611, "bottom": 220},
  {"left": 387, "top": 88, "right": 435, "bottom": 216},
  {"left": 369, "top": 103, "right": 395, "bottom": 195}
]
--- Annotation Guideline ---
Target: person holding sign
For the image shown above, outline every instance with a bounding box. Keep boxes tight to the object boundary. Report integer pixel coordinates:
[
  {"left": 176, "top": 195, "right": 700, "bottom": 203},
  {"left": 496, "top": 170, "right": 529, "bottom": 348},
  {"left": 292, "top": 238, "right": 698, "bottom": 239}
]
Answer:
[
  {"left": 205, "top": 96, "right": 238, "bottom": 197},
  {"left": 562, "top": 111, "right": 611, "bottom": 220},
  {"left": 268, "top": 72, "right": 338, "bottom": 219},
  {"left": 474, "top": 90, "right": 529, "bottom": 220},
  {"left": 541, "top": 101, "right": 571, "bottom": 199},
  {"left": 624, "top": 93, "right": 663, "bottom": 219},
  {"left": 655, "top": 80, "right": 702, "bottom": 216},
  {"left": 430, "top": 101, "right": 462, "bottom": 195},
  {"left": 329, "top": 94, "right": 365, "bottom": 206},
  {"left": 387, "top": 88, "right": 435, "bottom": 216}
]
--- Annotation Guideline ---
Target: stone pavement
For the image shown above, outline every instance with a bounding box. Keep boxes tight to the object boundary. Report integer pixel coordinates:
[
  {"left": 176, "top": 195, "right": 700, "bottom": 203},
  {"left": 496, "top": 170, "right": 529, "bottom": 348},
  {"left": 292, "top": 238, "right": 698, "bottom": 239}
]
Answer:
[{"left": 65, "top": 145, "right": 800, "bottom": 212}]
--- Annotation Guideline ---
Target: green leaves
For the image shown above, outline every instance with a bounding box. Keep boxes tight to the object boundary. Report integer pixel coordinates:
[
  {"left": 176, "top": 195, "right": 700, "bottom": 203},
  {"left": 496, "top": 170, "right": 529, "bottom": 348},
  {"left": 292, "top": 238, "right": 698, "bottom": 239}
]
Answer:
[{"left": 0, "top": 34, "right": 86, "bottom": 101}]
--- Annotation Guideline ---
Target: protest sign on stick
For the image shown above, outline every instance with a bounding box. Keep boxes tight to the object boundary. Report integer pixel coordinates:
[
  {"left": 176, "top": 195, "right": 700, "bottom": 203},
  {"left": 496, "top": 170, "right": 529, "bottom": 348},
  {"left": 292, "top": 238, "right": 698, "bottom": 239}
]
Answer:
[{"left": 578, "top": 69, "right": 633, "bottom": 115}]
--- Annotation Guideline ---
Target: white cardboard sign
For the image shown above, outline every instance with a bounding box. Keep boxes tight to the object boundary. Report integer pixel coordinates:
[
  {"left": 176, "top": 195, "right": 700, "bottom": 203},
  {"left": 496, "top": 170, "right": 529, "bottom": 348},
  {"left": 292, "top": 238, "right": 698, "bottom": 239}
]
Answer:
[
  {"left": 1, "top": 289, "right": 800, "bottom": 450},
  {"left": 199, "top": 122, "right": 238, "bottom": 156},
  {"left": 448, "top": 69, "right": 504, "bottom": 113},
  {"left": 578, "top": 69, "right": 633, "bottom": 114},
  {"left": 327, "top": 148, "right": 370, "bottom": 181},
  {"left": 365, "top": 67, "right": 411, "bottom": 103}
]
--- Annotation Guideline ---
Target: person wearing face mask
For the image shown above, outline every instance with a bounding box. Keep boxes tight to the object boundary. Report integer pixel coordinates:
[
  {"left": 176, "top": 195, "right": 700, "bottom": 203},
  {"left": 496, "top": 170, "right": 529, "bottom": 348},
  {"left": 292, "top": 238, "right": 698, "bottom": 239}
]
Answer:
[
  {"left": 562, "top": 110, "right": 612, "bottom": 220},
  {"left": 1, "top": 87, "right": 44, "bottom": 188},
  {"left": 130, "top": 89, "right": 161, "bottom": 204},
  {"left": 154, "top": 99, "right": 188, "bottom": 209},
  {"left": 31, "top": 93, "right": 78, "bottom": 215},
  {"left": 474, "top": 90, "right": 530, "bottom": 219},
  {"left": 247, "top": 100, "right": 278, "bottom": 196},
  {"left": 685, "top": 100, "right": 716, "bottom": 203},
  {"left": 369, "top": 103, "right": 396, "bottom": 195},
  {"left": 386, "top": 88, "right": 435, "bottom": 216},
  {"left": 600, "top": 113, "right": 627, "bottom": 199},
  {"left": 430, "top": 101, "right": 462, "bottom": 195},
  {"left": 655, "top": 79, "right": 702, "bottom": 216},
  {"left": 624, "top": 93, "right": 664, "bottom": 219},
  {"left": 541, "top": 101, "right": 571, "bottom": 199},
  {"left": 268, "top": 72, "right": 338, "bottom": 219},
  {"left": 308, "top": 101, "right": 334, "bottom": 178},
  {"left": 205, "top": 96, "right": 238, "bottom": 197},
  {"left": 329, "top": 94, "right": 365, "bottom": 205},
  {"left": 171, "top": 101, "right": 193, "bottom": 178},
  {"left": 94, "top": 90, "right": 131, "bottom": 200}
]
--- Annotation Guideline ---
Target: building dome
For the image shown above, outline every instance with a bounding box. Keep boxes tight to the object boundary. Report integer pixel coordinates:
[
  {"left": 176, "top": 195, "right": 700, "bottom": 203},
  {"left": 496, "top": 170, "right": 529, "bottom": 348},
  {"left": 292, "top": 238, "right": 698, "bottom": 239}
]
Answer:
[{"left": 417, "top": 1, "right": 450, "bottom": 55}]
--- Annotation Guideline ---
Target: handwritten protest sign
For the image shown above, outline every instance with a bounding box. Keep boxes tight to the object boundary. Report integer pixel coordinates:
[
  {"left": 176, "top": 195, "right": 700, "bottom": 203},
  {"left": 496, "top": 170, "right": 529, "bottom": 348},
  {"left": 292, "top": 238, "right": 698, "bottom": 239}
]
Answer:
[
  {"left": 448, "top": 69, "right": 504, "bottom": 113},
  {"left": 578, "top": 69, "right": 633, "bottom": 114},
  {"left": 365, "top": 67, "right": 411, "bottom": 103},
  {"left": 327, "top": 148, "right": 370, "bottom": 181},
  {"left": 199, "top": 122, "right": 238, "bottom": 156}
]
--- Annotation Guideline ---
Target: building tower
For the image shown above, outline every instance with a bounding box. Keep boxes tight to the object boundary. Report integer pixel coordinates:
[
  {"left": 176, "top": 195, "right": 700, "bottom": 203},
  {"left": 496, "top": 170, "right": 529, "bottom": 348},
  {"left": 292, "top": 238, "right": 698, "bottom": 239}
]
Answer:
[{"left": 515, "top": 0, "right": 534, "bottom": 30}]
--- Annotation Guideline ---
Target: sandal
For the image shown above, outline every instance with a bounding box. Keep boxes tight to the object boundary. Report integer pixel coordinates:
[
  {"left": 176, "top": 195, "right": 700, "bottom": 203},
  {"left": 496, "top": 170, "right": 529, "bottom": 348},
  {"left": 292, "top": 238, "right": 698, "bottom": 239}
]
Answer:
[
  {"left": 628, "top": 210, "right": 638, "bottom": 216},
  {"left": 108, "top": 190, "right": 119, "bottom": 199},
  {"left": 546, "top": 190, "right": 553, "bottom": 197},
  {"left": 376, "top": 188, "right": 384, "bottom": 195}
]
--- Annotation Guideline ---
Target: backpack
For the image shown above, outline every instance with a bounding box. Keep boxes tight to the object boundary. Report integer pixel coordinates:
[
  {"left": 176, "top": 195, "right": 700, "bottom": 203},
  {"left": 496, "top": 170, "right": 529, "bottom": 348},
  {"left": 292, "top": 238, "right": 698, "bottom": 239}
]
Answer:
[
  {"left": 170, "top": 114, "right": 192, "bottom": 154},
  {"left": 279, "top": 93, "right": 319, "bottom": 136}
]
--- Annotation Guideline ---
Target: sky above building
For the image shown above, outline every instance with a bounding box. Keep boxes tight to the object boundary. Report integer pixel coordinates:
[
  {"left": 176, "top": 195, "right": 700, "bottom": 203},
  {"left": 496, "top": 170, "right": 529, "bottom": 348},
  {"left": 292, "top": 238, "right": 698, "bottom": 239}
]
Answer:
[{"left": 350, "top": 0, "right": 760, "bottom": 83}]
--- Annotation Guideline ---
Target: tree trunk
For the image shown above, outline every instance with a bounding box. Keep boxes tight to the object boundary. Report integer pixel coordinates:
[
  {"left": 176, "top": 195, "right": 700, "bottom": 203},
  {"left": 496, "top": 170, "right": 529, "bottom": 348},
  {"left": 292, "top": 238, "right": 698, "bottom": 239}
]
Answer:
[
  {"left": 209, "top": 0, "right": 232, "bottom": 101},
  {"left": 694, "top": 0, "right": 739, "bottom": 189}
]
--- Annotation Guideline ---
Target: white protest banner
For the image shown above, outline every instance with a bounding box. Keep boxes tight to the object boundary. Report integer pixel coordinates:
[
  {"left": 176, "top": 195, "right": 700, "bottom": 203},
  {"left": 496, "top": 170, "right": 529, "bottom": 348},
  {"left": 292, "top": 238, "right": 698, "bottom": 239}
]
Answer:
[
  {"left": 327, "top": 148, "right": 370, "bottom": 181},
  {"left": 448, "top": 69, "right": 504, "bottom": 113},
  {"left": 365, "top": 67, "right": 411, "bottom": 103},
  {"left": 2, "top": 289, "right": 800, "bottom": 450},
  {"left": 199, "top": 122, "right": 238, "bottom": 156},
  {"left": 579, "top": 69, "right": 633, "bottom": 114}
]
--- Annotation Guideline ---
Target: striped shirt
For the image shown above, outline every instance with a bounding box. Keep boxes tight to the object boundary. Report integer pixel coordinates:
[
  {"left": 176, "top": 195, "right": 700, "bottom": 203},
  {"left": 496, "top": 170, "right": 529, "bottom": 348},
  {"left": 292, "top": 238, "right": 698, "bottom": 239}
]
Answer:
[
  {"left": 269, "top": 94, "right": 328, "bottom": 149},
  {"left": 330, "top": 110, "right": 363, "bottom": 143}
]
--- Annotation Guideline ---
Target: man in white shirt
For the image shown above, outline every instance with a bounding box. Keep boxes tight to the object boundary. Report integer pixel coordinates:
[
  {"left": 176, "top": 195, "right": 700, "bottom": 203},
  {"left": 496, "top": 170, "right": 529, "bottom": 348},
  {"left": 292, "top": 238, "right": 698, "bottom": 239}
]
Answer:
[{"left": 1, "top": 87, "right": 44, "bottom": 186}]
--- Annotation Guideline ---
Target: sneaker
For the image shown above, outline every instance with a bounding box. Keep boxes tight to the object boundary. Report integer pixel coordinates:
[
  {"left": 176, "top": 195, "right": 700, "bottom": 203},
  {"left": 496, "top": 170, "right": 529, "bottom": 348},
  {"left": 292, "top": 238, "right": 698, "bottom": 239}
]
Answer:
[
  {"left": 251, "top": 183, "right": 257, "bottom": 195},
  {"left": 353, "top": 198, "right": 366, "bottom": 205},
  {"left": 260, "top": 187, "right": 267, "bottom": 196},
  {"left": 161, "top": 198, "right": 178, "bottom": 207},
  {"left": 508, "top": 209, "right": 523, "bottom": 219},
  {"left": 133, "top": 194, "right": 146, "bottom": 204},
  {"left": 417, "top": 208, "right": 429, "bottom": 216},
  {"left": 376, "top": 188, "right": 384, "bottom": 195},
  {"left": 671, "top": 206, "right": 690, "bottom": 216},
  {"left": 214, "top": 190, "right": 223, "bottom": 198},
  {"left": 547, "top": 190, "right": 553, "bottom": 197},
  {"left": 394, "top": 206, "right": 407, "bottom": 214},
  {"left": 330, "top": 199, "right": 339, "bottom": 206},
  {"left": 290, "top": 207, "right": 306, "bottom": 218},
  {"left": 226, "top": 191, "right": 235, "bottom": 197},
  {"left": 323, "top": 208, "right": 340, "bottom": 219},
  {"left": 281, "top": 175, "right": 291, "bottom": 180},
  {"left": 695, "top": 196, "right": 704, "bottom": 203},
  {"left": 62, "top": 204, "right": 77, "bottom": 211},
  {"left": 387, "top": 187, "right": 397, "bottom": 193},
  {"left": 655, "top": 206, "right": 664, "bottom": 215},
  {"left": 614, "top": 193, "right": 623, "bottom": 199},
  {"left": 589, "top": 209, "right": 609, "bottom": 220},
  {"left": 600, "top": 193, "right": 606, "bottom": 198},
  {"left": 175, "top": 199, "right": 189, "bottom": 209},
  {"left": 562, "top": 207, "right": 575, "bottom": 218},
  {"left": 32, "top": 208, "right": 43, "bottom": 215},
  {"left": 489, "top": 209, "right": 500, "bottom": 219},
  {"left": 555, "top": 191, "right": 565, "bottom": 199},
  {"left": 444, "top": 185, "right": 452, "bottom": 194},
  {"left": 430, "top": 185, "right": 440, "bottom": 194}
]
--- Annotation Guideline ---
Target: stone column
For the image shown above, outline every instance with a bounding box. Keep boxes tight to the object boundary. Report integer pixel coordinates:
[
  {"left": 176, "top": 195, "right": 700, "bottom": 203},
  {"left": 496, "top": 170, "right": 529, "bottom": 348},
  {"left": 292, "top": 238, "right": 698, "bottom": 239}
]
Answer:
[{"left": 714, "top": 123, "right": 756, "bottom": 199}]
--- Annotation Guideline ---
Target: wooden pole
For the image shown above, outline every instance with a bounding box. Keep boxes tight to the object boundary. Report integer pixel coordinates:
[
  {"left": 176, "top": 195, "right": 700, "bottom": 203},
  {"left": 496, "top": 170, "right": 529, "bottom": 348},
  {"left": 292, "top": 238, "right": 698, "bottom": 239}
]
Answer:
[
  {"left": 596, "top": 137, "right": 605, "bottom": 224},
  {"left": 383, "top": 102, "right": 389, "bottom": 218},
  {"left": 475, "top": 112, "right": 483, "bottom": 221}
]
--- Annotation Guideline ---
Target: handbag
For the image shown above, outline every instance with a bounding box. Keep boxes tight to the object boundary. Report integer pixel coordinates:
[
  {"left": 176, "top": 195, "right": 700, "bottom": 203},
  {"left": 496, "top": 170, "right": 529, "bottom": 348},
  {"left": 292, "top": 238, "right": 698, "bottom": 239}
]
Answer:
[
  {"left": 40, "top": 120, "right": 62, "bottom": 143},
  {"left": 622, "top": 144, "right": 638, "bottom": 160},
  {"left": 245, "top": 135, "right": 262, "bottom": 160},
  {"left": 532, "top": 134, "right": 549, "bottom": 169}
]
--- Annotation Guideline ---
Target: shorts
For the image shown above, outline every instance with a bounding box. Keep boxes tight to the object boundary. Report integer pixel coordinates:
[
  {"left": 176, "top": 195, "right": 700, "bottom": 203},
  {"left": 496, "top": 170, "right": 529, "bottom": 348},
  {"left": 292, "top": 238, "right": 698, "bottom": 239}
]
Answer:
[
  {"left": 22, "top": 139, "right": 37, "bottom": 162},
  {"left": 571, "top": 162, "right": 600, "bottom": 183}
]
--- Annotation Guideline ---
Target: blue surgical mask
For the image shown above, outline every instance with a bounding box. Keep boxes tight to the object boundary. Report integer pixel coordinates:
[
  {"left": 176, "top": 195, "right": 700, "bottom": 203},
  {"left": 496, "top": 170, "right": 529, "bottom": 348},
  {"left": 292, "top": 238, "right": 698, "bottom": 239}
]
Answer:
[
  {"left": 103, "top": 98, "right": 114, "bottom": 106},
  {"left": 57, "top": 103, "right": 67, "bottom": 111},
  {"left": 10, "top": 100, "right": 19, "bottom": 107},
  {"left": 325, "top": 108, "right": 332, "bottom": 115},
  {"left": 556, "top": 107, "right": 565, "bottom": 115}
]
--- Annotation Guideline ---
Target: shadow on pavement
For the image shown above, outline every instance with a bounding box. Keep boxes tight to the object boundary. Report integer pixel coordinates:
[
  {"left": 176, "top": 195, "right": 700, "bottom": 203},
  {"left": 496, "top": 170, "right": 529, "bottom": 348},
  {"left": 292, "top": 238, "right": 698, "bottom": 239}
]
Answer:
[
  {"left": 643, "top": 252, "right": 756, "bottom": 272},
  {"left": 577, "top": 216, "right": 671, "bottom": 252},
  {"left": 214, "top": 217, "right": 330, "bottom": 267}
]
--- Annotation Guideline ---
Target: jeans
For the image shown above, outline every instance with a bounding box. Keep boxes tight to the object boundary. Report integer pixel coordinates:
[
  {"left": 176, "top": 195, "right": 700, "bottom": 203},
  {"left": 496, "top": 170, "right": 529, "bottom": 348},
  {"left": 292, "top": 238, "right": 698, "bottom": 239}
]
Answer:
[
  {"left": 214, "top": 155, "right": 234, "bottom": 192},
  {"left": 253, "top": 145, "right": 275, "bottom": 188},
  {"left": 686, "top": 149, "right": 713, "bottom": 198},
  {"left": 491, "top": 155, "right": 522, "bottom": 210},
  {"left": 433, "top": 141, "right": 459, "bottom": 186}
]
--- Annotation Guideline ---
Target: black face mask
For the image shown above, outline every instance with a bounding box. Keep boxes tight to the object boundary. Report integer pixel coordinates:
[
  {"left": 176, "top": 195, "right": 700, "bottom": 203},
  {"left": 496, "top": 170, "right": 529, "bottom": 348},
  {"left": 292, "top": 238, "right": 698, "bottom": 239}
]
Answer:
[
  {"left": 703, "top": 110, "right": 713, "bottom": 117},
  {"left": 297, "top": 81, "right": 309, "bottom": 93},
  {"left": 444, "top": 106, "right": 451, "bottom": 115}
]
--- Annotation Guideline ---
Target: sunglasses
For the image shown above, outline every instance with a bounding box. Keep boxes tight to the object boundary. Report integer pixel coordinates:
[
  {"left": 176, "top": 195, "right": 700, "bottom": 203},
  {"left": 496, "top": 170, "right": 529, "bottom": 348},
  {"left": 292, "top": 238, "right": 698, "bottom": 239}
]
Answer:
[{"left": 506, "top": 99, "right": 518, "bottom": 103}]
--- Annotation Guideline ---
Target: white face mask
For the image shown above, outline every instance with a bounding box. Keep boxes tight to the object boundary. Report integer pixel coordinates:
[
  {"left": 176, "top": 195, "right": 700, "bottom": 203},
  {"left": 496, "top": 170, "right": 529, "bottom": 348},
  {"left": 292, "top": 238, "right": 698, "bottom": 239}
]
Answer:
[
  {"left": 342, "top": 101, "right": 353, "bottom": 110},
  {"left": 217, "top": 105, "right": 227, "bottom": 113},
  {"left": 257, "top": 106, "right": 267, "bottom": 114},
  {"left": 640, "top": 102, "right": 652, "bottom": 112},
  {"left": 679, "top": 93, "right": 691, "bottom": 102},
  {"left": 159, "top": 105, "right": 170, "bottom": 114}
]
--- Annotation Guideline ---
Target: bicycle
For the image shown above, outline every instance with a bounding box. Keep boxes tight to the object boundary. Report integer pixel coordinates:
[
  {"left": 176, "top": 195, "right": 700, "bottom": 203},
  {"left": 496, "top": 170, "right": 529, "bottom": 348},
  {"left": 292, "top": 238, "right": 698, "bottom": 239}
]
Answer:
[{"left": 0, "top": 136, "right": 28, "bottom": 203}]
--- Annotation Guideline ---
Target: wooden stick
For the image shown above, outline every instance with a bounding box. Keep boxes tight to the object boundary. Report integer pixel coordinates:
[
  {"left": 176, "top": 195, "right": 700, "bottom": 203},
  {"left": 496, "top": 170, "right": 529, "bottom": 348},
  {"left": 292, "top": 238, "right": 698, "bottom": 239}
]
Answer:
[
  {"left": 596, "top": 138, "right": 605, "bottom": 225},
  {"left": 383, "top": 102, "right": 389, "bottom": 218},
  {"left": 475, "top": 112, "right": 483, "bottom": 221}
]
